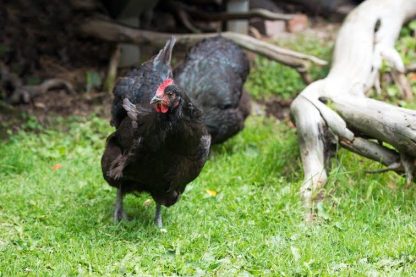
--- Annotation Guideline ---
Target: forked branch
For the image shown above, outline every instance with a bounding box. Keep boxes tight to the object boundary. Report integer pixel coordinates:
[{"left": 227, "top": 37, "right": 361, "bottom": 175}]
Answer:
[
  {"left": 79, "top": 17, "right": 327, "bottom": 80},
  {"left": 290, "top": 0, "right": 416, "bottom": 221}
]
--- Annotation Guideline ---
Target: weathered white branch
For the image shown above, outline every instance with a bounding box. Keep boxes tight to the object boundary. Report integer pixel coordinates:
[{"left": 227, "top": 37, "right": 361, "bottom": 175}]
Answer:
[
  {"left": 331, "top": 96, "right": 416, "bottom": 156},
  {"left": 340, "top": 137, "right": 400, "bottom": 167},
  {"left": 290, "top": 0, "right": 416, "bottom": 221},
  {"left": 79, "top": 18, "right": 327, "bottom": 78}
]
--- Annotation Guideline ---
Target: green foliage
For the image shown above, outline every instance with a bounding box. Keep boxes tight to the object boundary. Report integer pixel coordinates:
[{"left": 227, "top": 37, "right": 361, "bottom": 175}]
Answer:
[
  {"left": 245, "top": 35, "right": 332, "bottom": 100},
  {"left": 246, "top": 57, "right": 304, "bottom": 100},
  {"left": 399, "top": 20, "right": 416, "bottom": 38},
  {"left": 1, "top": 22, "right": 416, "bottom": 276},
  {"left": 396, "top": 35, "right": 416, "bottom": 66},
  {"left": 1, "top": 115, "right": 416, "bottom": 275},
  {"left": 372, "top": 20, "right": 416, "bottom": 102},
  {"left": 397, "top": 20, "right": 416, "bottom": 103},
  {"left": 397, "top": 20, "right": 416, "bottom": 68},
  {"left": 85, "top": 70, "right": 103, "bottom": 93}
]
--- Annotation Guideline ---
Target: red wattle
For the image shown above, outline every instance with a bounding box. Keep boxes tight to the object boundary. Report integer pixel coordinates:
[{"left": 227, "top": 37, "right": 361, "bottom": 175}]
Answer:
[{"left": 156, "top": 103, "right": 169, "bottom": 113}]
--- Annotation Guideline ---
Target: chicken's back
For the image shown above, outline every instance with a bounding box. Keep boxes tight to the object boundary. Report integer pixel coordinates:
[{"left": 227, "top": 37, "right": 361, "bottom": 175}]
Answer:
[{"left": 174, "top": 36, "right": 250, "bottom": 144}]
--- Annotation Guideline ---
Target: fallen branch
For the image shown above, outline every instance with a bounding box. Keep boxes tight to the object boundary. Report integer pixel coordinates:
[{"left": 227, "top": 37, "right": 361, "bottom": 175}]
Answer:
[
  {"left": 391, "top": 71, "right": 413, "bottom": 100},
  {"left": 406, "top": 63, "right": 416, "bottom": 73},
  {"left": 290, "top": 0, "right": 416, "bottom": 221},
  {"left": 1, "top": 62, "right": 74, "bottom": 104},
  {"left": 79, "top": 17, "right": 327, "bottom": 81},
  {"left": 11, "top": 79, "right": 75, "bottom": 104}
]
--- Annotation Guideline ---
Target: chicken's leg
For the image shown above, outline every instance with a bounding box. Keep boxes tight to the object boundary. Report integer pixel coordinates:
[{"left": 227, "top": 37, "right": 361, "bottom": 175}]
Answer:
[
  {"left": 154, "top": 203, "right": 163, "bottom": 228},
  {"left": 114, "top": 188, "right": 127, "bottom": 222}
]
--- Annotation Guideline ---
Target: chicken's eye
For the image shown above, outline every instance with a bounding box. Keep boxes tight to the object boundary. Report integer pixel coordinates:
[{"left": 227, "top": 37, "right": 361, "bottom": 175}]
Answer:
[{"left": 166, "top": 91, "right": 174, "bottom": 96}]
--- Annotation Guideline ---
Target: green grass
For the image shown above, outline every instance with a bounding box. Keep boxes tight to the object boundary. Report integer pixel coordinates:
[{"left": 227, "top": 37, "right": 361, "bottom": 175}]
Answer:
[
  {"left": 1, "top": 114, "right": 416, "bottom": 275},
  {"left": 246, "top": 20, "right": 415, "bottom": 102},
  {"left": 245, "top": 35, "right": 332, "bottom": 100},
  {"left": 1, "top": 20, "right": 416, "bottom": 276}
]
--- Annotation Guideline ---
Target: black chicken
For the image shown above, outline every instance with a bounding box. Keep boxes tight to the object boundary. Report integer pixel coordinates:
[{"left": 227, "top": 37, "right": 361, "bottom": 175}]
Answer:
[
  {"left": 101, "top": 37, "right": 210, "bottom": 227},
  {"left": 174, "top": 36, "right": 251, "bottom": 144}
]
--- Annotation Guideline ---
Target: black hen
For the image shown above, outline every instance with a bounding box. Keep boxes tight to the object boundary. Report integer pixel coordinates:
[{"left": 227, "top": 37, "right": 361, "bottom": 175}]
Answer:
[
  {"left": 101, "top": 38, "right": 210, "bottom": 227},
  {"left": 174, "top": 36, "right": 251, "bottom": 144}
]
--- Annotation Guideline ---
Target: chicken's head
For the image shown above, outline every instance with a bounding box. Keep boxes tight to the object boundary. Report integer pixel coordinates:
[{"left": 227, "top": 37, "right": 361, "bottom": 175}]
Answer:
[
  {"left": 149, "top": 36, "right": 184, "bottom": 114},
  {"left": 150, "top": 79, "right": 184, "bottom": 113}
]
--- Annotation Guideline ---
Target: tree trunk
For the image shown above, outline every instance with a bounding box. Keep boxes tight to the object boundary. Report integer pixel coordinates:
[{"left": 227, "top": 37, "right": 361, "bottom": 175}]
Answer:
[{"left": 290, "top": 0, "right": 416, "bottom": 221}]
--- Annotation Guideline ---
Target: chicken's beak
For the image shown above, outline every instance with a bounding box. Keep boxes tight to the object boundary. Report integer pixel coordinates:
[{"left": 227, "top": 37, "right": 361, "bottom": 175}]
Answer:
[{"left": 150, "top": 95, "right": 163, "bottom": 104}]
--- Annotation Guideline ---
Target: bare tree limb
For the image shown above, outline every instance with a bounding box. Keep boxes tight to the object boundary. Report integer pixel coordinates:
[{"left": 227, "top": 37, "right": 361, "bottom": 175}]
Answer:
[
  {"left": 290, "top": 0, "right": 416, "bottom": 221},
  {"left": 10, "top": 79, "right": 74, "bottom": 104},
  {"left": 391, "top": 71, "right": 413, "bottom": 100},
  {"left": 340, "top": 137, "right": 400, "bottom": 166},
  {"left": 406, "top": 64, "right": 416, "bottom": 73},
  {"left": 79, "top": 17, "right": 327, "bottom": 81},
  {"left": 1, "top": 62, "right": 74, "bottom": 104}
]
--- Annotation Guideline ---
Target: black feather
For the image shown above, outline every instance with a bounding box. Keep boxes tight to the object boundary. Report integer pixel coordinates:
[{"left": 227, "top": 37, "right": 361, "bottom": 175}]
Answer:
[
  {"left": 102, "top": 37, "right": 210, "bottom": 210},
  {"left": 174, "top": 36, "right": 251, "bottom": 144}
]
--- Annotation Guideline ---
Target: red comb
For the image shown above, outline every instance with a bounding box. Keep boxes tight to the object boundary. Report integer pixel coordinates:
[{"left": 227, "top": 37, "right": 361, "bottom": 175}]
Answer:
[{"left": 156, "top": 79, "right": 174, "bottom": 97}]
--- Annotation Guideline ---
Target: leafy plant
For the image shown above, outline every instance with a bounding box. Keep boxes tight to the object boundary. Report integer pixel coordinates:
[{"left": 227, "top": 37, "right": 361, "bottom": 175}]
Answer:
[
  {"left": 85, "top": 70, "right": 103, "bottom": 93},
  {"left": 245, "top": 35, "right": 332, "bottom": 100},
  {"left": 370, "top": 19, "right": 416, "bottom": 102}
]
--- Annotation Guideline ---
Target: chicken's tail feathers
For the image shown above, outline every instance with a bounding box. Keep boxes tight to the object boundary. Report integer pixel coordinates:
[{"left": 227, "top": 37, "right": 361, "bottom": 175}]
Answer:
[{"left": 153, "top": 36, "right": 177, "bottom": 71}]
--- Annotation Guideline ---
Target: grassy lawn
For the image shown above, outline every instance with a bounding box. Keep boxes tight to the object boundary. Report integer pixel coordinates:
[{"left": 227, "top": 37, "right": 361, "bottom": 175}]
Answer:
[
  {"left": 246, "top": 35, "right": 332, "bottom": 100},
  {"left": 1, "top": 114, "right": 416, "bottom": 276},
  {"left": 1, "top": 21, "right": 416, "bottom": 276}
]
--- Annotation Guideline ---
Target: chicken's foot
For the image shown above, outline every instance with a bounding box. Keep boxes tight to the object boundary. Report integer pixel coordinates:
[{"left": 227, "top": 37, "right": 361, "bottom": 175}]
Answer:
[
  {"left": 154, "top": 203, "right": 163, "bottom": 228},
  {"left": 114, "top": 188, "right": 127, "bottom": 222}
]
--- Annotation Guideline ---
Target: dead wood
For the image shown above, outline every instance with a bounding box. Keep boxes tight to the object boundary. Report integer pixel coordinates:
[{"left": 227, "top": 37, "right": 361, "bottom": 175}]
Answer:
[
  {"left": 290, "top": 0, "right": 416, "bottom": 221},
  {"left": 406, "top": 64, "right": 416, "bottom": 73},
  {"left": 79, "top": 17, "right": 327, "bottom": 81},
  {"left": 1, "top": 62, "right": 74, "bottom": 104}
]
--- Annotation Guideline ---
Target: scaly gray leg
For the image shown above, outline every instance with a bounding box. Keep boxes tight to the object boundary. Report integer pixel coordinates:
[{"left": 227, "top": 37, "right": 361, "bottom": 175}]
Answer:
[
  {"left": 114, "top": 188, "right": 127, "bottom": 222},
  {"left": 154, "top": 203, "right": 163, "bottom": 228}
]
